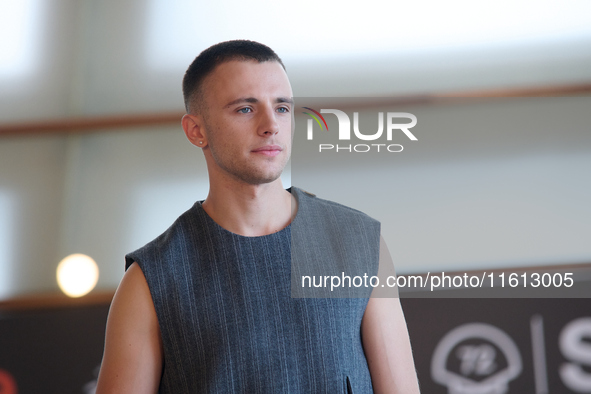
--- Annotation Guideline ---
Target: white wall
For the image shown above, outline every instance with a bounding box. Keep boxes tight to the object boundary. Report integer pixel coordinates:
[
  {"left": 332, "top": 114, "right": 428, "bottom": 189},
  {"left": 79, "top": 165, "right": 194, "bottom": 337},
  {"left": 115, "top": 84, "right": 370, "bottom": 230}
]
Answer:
[
  {"left": 3, "top": 0, "right": 591, "bottom": 121},
  {"left": 0, "top": 136, "right": 68, "bottom": 297},
  {"left": 291, "top": 97, "right": 591, "bottom": 273}
]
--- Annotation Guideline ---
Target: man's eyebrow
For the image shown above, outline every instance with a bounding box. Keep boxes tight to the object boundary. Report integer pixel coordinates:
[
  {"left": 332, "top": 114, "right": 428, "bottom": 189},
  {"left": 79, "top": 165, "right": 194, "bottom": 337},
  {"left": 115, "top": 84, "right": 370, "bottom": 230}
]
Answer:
[
  {"left": 224, "top": 97, "right": 258, "bottom": 108},
  {"left": 276, "top": 97, "right": 294, "bottom": 105},
  {"left": 223, "top": 97, "right": 294, "bottom": 108}
]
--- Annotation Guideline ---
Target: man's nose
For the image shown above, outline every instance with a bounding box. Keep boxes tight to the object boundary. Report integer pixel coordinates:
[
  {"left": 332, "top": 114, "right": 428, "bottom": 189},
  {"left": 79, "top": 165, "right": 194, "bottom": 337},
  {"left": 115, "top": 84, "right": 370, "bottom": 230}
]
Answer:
[{"left": 258, "top": 107, "right": 280, "bottom": 136}]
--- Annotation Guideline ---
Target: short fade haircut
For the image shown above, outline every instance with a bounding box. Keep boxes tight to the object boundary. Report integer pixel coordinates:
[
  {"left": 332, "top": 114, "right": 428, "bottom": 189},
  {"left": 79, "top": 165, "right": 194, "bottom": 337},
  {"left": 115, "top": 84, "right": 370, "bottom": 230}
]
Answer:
[{"left": 182, "top": 40, "right": 286, "bottom": 114}]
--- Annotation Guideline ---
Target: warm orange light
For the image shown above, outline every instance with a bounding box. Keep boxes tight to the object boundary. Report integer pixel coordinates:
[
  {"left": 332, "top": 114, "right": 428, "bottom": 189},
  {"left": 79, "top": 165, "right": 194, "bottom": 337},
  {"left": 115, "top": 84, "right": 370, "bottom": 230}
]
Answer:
[{"left": 56, "top": 254, "right": 99, "bottom": 297}]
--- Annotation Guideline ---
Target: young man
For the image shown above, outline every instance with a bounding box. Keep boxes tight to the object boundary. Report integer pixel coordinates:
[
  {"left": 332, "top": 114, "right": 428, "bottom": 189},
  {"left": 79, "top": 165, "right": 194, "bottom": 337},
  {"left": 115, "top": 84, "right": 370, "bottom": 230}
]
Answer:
[{"left": 96, "top": 40, "right": 419, "bottom": 393}]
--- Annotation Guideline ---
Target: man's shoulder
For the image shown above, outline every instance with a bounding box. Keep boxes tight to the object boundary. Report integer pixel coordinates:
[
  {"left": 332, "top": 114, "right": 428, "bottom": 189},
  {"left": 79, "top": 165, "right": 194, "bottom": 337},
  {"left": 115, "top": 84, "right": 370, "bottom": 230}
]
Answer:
[
  {"left": 125, "top": 201, "right": 201, "bottom": 270},
  {"left": 292, "top": 186, "right": 380, "bottom": 226}
]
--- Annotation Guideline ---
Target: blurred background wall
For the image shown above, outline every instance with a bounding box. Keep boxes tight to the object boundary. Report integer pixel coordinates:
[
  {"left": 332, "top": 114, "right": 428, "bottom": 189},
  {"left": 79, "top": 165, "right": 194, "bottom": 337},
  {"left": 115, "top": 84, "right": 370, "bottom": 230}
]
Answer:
[
  {"left": 1, "top": 0, "right": 591, "bottom": 299},
  {"left": 2, "top": 1, "right": 591, "bottom": 393}
]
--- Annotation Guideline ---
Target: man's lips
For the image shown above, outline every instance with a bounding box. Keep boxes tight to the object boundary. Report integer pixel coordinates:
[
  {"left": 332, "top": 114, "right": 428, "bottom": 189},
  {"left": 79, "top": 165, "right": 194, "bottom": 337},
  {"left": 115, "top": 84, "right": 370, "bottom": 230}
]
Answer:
[{"left": 252, "top": 145, "right": 283, "bottom": 157}]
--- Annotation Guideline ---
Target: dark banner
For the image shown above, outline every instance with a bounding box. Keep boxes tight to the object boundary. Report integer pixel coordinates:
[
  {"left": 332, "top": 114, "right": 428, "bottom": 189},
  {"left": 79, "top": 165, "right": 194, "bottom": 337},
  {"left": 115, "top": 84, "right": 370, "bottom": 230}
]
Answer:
[
  {"left": 1, "top": 299, "right": 590, "bottom": 393},
  {"left": 0, "top": 305, "right": 108, "bottom": 394},
  {"left": 403, "top": 298, "right": 591, "bottom": 393}
]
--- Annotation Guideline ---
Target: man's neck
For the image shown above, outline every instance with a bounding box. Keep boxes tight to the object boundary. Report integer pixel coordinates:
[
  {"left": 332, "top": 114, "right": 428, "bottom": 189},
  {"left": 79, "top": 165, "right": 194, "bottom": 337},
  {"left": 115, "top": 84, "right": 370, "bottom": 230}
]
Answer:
[{"left": 202, "top": 179, "right": 295, "bottom": 237}]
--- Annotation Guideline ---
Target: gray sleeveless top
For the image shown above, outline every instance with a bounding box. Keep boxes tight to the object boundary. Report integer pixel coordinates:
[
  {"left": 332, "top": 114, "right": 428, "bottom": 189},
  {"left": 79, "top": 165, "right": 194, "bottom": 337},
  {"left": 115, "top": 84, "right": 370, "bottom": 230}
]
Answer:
[{"left": 125, "top": 187, "right": 381, "bottom": 393}]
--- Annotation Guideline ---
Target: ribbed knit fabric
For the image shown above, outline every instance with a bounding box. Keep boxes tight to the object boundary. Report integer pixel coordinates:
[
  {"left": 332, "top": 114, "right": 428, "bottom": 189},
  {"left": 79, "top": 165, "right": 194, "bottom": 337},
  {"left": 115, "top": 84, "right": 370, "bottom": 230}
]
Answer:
[{"left": 125, "top": 187, "right": 380, "bottom": 393}]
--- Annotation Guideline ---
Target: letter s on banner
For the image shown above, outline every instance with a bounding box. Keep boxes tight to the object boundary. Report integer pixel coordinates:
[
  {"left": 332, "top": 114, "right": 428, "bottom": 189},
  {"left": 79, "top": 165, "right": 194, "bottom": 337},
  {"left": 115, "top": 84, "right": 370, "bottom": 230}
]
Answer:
[{"left": 559, "top": 317, "right": 591, "bottom": 392}]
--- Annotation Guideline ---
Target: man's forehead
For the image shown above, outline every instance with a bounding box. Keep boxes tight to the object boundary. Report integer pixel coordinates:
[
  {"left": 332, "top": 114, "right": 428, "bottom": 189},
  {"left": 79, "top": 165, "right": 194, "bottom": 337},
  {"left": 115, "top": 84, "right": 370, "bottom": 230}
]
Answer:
[{"left": 203, "top": 60, "right": 292, "bottom": 100}]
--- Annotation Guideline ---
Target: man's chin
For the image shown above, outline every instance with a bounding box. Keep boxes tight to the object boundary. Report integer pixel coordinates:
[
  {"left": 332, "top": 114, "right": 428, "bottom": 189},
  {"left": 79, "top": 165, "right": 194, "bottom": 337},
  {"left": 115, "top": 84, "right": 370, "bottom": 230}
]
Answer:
[
  {"left": 232, "top": 171, "right": 284, "bottom": 187},
  {"left": 246, "top": 165, "right": 287, "bottom": 186}
]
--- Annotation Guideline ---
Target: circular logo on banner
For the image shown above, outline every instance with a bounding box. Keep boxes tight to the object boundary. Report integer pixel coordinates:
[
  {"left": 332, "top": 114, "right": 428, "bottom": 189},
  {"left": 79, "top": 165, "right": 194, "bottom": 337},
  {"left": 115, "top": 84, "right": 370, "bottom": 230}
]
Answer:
[
  {"left": 0, "top": 369, "right": 17, "bottom": 394},
  {"left": 431, "top": 323, "right": 522, "bottom": 394}
]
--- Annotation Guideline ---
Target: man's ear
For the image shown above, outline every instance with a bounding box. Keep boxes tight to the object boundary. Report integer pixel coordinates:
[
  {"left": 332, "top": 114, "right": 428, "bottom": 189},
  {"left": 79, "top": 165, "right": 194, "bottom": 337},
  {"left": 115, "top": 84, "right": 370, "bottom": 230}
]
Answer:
[{"left": 182, "top": 114, "right": 207, "bottom": 148}]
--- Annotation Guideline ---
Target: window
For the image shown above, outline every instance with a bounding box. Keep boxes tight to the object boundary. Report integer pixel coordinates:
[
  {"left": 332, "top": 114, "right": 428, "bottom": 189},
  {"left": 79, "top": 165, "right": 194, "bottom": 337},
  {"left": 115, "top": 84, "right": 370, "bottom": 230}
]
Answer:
[{"left": 0, "top": 0, "right": 43, "bottom": 79}]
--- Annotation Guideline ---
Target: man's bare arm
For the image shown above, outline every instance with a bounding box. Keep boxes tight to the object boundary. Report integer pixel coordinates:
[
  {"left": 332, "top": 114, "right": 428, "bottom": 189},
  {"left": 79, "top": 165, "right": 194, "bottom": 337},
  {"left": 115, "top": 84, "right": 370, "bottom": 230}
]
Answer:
[
  {"left": 96, "top": 262, "right": 163, "bottom": 394},
  {"left": 360, "top": 235, "right": 420, "bottom": 392},
  {"left": 361, "top": 296, "right": 420, "bottom": 393}
]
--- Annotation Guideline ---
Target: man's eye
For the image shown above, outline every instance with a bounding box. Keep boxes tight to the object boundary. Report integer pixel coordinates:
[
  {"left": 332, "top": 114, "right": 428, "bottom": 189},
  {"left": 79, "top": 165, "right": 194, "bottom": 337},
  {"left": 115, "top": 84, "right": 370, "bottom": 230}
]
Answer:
[
  {"left": 277, "top": 107, "right": 290, "bottom": 113},
  {"left": 238, "top": 107, "right": 252, "bottom": 113}
]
